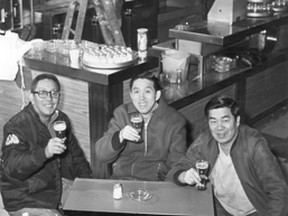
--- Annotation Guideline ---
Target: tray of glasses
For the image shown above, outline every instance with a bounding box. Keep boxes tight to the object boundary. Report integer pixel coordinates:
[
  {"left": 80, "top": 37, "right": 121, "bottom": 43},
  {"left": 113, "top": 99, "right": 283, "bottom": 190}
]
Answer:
[{"left": 82, "top": 42, "right": 137, "bottom": 69}]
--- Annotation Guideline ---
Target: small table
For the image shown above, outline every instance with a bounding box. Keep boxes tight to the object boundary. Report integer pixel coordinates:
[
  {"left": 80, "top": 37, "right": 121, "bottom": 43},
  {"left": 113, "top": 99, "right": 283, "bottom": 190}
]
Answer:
[{"left": 63, "top": 178, "right": 214, "bottom": 215}]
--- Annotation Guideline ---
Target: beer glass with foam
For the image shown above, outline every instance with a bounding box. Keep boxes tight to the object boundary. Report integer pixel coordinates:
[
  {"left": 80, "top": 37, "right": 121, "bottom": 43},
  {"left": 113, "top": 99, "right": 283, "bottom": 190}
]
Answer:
[
  {"left": 195, "top": 160, "right": 209, "bottom": 190},
  {"left": 53, "top": 120, "right": 67, "bottom": 141},
  {"left": 130, "top": 113, "right": 144, "bottom": 143}
]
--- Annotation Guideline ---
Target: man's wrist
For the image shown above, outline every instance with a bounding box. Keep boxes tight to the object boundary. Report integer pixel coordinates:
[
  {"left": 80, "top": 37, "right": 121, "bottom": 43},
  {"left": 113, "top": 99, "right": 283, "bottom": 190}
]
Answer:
[
  {"left": 179, "top": 171, "right": 186, "bottom": 184},
  {"left": 173, "top": 170, "right": 187, "bottom": 186},
  {"left": 112, "top": 131, "right": 126, "bottom": 151},
  {"left": 119, "top": 129, "right": 124, "bottom": 143},
  {"left": 45, "top": 147, "right": 52, "bottom": 158}
]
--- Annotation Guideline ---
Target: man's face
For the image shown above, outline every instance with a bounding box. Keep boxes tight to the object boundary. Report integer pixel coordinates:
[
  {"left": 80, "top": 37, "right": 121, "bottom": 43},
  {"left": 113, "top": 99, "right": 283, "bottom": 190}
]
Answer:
[
  {"left": 130, "top": 78, "right": 161, "bottom": 115},
  {"left": 30, "top": 79, "right": 60, "bottom": 120},
  {"left": 208, "top": 107, "right": 240, "bottom": 146}
]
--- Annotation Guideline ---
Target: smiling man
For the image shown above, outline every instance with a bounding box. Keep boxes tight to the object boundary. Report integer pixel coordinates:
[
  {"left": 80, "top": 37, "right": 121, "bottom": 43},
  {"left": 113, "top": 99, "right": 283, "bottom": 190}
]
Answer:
[
  {"left": 166, "top": 95, "right": 288, "bottom": 216},
  {"left": 95, "top": 71, "right": 187, "bottom": 181},
  {"left": 1, "top": 74, "right": 92, "bottom": 216}
]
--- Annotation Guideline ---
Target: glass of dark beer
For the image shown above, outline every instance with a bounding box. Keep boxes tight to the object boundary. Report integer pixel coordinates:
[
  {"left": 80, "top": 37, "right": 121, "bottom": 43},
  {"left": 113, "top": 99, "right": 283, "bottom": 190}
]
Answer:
[
  {"left": 130, "top": 112, "right": 144, "bottom": 143},
  {"left": 53, "top": 120, "right": 67, "bottom": 140},
  {"left": 195, "top": 160, "right": 209, "bottom": 190}
]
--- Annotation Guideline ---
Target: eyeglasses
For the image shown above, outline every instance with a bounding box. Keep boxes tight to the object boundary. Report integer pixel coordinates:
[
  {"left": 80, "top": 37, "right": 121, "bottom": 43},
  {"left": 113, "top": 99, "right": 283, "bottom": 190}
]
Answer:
[{"left": 31, "top": 90, "right": 60, "bottom": 99}]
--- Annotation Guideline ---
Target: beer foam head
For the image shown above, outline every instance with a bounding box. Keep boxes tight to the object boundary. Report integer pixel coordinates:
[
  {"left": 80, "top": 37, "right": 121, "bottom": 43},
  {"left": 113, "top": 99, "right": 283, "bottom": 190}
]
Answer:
[
  {"left": 53, "top": 121, "right": 67, "bottom": 131},
  {"left": 131, "top": 116, "right": 142, "bottom": 123},
  {"left": 196, "top": 161, "right": 209, "bottom": 169}
]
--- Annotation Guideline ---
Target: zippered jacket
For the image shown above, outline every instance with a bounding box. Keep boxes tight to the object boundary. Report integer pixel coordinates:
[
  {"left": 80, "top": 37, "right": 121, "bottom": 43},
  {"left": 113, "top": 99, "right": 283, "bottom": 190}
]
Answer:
[
  {"left": 0, "top": 103, "right": 92, "bottom": 211},
  {"left": 166, "top": 125, "right": 288, "bottom": 216},
  {"left": 95, "top": 98, "right": 187, "bottom": 181}
]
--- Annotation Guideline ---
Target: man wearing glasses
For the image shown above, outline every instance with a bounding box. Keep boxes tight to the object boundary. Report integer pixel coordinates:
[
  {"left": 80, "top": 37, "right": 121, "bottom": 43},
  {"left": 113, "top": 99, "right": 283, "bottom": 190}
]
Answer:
[{"left": 1, "top": 73, "right": 92, "bottom": 216}]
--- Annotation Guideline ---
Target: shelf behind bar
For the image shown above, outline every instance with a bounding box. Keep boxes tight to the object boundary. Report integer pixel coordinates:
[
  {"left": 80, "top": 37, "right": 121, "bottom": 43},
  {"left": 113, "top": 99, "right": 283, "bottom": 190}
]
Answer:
[{"left": 169, "top": 12, "right": 288, "bottom": 46}]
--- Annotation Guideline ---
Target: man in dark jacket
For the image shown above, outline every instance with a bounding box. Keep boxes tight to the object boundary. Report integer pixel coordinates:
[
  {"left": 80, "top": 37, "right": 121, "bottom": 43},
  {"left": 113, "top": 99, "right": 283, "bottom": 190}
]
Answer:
[
  {"left": 96, "top": 71, "right": 187, "bottom": 181},
  {"left": 166, "top": 95, "right": 288, "bottom": 216},
  {"left": 1, "top": 74, "right": 92, "bottom": 216}
]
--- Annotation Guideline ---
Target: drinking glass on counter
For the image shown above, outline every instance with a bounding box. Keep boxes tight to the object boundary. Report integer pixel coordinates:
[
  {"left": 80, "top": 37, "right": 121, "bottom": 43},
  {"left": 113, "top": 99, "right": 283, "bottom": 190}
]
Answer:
[{"left": 195, "top": 160, "right": 209, "bottom": 190}]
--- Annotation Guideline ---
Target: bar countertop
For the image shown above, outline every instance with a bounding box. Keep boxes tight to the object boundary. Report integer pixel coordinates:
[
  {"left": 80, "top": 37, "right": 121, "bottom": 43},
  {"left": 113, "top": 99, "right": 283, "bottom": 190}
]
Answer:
[
  {"left": 23, "top": 48, "right": 159, "bottom": 86},
  {"left": 169, "top": 12, "right": 288, "bottom": 46}
]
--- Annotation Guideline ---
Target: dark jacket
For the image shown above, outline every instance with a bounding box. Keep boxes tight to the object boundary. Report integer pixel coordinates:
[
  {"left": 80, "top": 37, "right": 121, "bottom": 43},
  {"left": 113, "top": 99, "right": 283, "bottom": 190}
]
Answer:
[
  {"left": 166, "top": 125, "right": 288, "bottom": 216},
  {"left": 0, "top": 103, "right": 92, "bottom": 211},
  {"left": 95, "top": 98, "right": 187, "bottom": 181}
]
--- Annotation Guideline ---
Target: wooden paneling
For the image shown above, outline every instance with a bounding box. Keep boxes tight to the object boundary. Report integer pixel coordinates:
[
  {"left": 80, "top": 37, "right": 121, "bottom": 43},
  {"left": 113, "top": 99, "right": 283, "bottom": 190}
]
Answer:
[
  {"left": 245, "top": 61, "right": 288, "bottom": 120},
  {"left": 89, "top": 81, "right": 124, "bottom": 178},
  {"left": 123, "top": 79, "right": 131, "bottom": 104},
  {"left": 55, "top": 73, "right": 90, "bottom": 161},
  {"left": 0, "top": 76, "right": 29, "bottom": 145}
]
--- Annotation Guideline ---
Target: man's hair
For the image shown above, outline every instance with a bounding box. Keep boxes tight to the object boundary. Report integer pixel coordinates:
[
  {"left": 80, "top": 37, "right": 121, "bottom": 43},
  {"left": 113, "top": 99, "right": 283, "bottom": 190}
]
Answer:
[
  {"left": 129, "top": 71, "right": 162, "bottom": 92},
  {"left": 204, "top": 95, "right": 240, "bottom": 118},
  {"left": 30, "top": 73, "right": 61, "bottom": 92}
]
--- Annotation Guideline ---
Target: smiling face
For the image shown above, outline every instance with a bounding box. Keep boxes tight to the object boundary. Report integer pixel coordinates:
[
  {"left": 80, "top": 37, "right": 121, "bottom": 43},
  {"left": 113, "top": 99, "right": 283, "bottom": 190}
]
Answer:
[
  {"left": 29, "top": 78, "right": 60, "bottom": 123},
  {"left": 208, "top": 107, "right": 240, "bottom": 147},
  {"left": 130, "top": 78, "right": 161, "bottom": 116}
]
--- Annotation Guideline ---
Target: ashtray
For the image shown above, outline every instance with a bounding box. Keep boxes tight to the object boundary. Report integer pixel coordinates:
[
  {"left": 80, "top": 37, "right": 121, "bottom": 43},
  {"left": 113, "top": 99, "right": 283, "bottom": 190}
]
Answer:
[{"left": 127, "top": 189, "right": 152, "bottom": 201}]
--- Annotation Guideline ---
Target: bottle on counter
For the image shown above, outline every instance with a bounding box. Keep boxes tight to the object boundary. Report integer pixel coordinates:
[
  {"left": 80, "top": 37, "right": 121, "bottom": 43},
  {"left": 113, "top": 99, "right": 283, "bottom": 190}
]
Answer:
[
  {"left": 113, "top": 183, "right": 123, "bottom": 200},
  {"left": 176, "top": 69, "right": 183, "bottom": 84},
  {"left": 137, "top": 28, "right": 148, "bottom": 61}
]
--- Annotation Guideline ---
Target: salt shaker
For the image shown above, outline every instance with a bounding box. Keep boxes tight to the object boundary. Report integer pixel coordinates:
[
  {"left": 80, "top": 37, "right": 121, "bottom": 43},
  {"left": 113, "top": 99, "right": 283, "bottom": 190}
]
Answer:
[{"left": 113, "top": 183, "right": 123, "bottom": 200}]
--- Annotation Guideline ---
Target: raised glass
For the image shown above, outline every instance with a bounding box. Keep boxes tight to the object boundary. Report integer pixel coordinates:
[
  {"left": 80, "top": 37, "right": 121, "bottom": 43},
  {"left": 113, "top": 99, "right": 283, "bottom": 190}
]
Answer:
[
  {"left": 53, "top": 120, "right": 67, "bottom": 140},
  {"left": 130, "top": 112, "right": 144, "bottom": 143},
  {"left": 195, "top": 160, "right": 209, "bottom": 190}
]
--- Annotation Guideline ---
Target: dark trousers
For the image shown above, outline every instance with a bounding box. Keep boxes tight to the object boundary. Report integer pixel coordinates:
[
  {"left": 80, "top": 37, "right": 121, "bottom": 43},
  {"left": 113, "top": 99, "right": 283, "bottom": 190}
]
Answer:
[{"left": 214, "top": 196, "right": 260, "bottom": 216}]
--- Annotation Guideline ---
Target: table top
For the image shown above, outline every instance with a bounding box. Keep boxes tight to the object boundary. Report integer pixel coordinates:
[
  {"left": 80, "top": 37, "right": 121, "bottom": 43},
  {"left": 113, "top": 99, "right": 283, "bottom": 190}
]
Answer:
[{"left": 63, "top": 178, "right": 214, "bottom": 215}]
